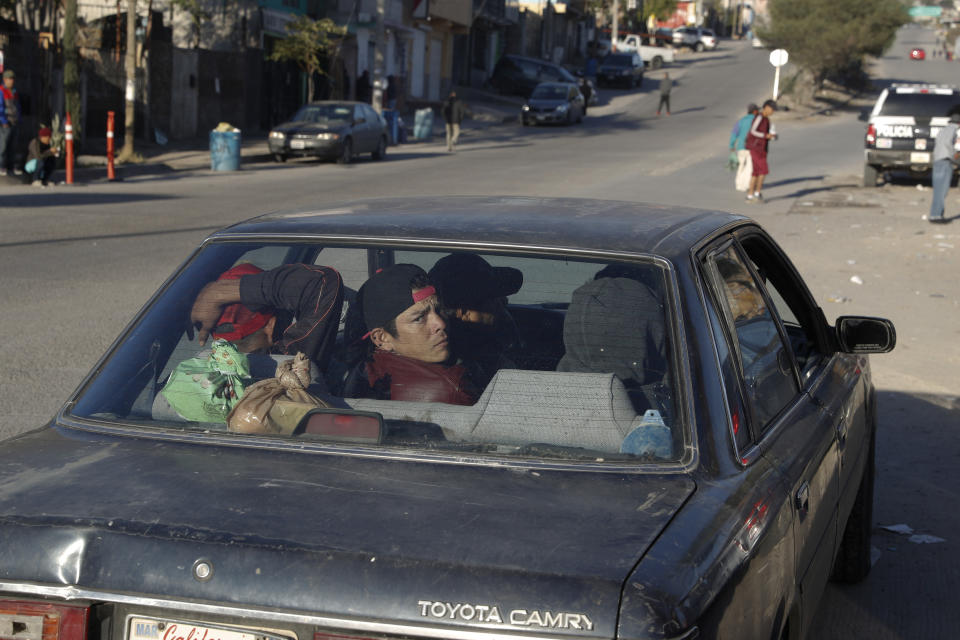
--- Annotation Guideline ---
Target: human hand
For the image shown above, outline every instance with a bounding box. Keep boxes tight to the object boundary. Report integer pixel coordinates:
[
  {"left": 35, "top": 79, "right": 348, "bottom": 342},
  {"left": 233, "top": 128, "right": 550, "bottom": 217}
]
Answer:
[
  {"left": 189, "top": 278, "right": 243, "bottom": 345},
  {"left": 190, "top": 284, "right": 225, "bottom": 346}
]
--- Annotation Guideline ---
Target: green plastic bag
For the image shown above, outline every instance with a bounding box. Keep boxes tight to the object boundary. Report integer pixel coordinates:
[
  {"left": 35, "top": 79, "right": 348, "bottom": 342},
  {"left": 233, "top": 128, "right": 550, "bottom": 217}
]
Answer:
[
  {"left": 726, "top": 150, "right": 739, "bottom": 172},
  {"left": 161, "top": 339, "right": 251, "bottom": 423}
]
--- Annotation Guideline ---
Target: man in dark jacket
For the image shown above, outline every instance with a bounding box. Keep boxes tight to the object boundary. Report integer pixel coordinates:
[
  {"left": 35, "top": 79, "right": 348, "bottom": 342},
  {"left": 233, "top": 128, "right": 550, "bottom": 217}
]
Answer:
[
  {"left": 26, "top": 126, "right": 59, "bottom": 187},
  {"left": 442, "top": 90, "right": 466, "bottom": 152},
  {"left": 0, "top": 69, "right": 22, "bottom": 176},
  {"left": 190, "top": 263, "right": 344, "bottom": 371}
]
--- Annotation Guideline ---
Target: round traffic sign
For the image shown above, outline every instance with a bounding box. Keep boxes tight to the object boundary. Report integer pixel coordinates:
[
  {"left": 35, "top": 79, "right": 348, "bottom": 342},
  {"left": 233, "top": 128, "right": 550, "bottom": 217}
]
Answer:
[{"left": 769, "top": 49, "right": 789, "bottom": 67}]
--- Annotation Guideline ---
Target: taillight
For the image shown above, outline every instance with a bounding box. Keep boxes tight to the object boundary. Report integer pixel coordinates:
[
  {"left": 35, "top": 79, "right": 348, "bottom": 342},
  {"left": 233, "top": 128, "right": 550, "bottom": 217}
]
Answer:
[
  {"left": 0, "top": 600, "right": 89, "bottom": 640},
  {"left": 866, "top": 124, "right": 876, "bottom": 145}
]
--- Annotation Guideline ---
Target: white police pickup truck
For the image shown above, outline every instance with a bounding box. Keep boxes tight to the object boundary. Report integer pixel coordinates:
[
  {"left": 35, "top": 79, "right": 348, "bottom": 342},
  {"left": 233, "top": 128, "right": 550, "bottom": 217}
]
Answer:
[{"left": 864, "top": 84, "right": 960, "bottom": 186}]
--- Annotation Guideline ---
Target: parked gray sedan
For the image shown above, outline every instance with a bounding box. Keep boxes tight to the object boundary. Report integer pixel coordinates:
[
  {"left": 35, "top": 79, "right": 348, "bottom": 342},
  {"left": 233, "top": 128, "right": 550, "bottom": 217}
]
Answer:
[
  {"left": 521, "top": 82, "right": 586, "bottom": 125},
  {"left": 268, "top": 101, "right": 388, "bottom": 164}
]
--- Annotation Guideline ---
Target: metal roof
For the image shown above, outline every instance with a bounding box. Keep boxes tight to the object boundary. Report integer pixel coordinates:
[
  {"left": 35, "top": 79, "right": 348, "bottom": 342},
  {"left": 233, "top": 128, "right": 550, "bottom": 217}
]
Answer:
[{"left": 211, "top": 197, "right": 748, "bottom": 259}]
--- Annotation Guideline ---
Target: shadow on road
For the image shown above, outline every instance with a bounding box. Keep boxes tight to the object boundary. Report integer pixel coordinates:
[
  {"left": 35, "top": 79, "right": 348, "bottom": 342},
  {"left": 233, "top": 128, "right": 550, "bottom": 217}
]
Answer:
[
  {"left": 0, "top": 224, "right": 225, "bottom": 249},
  {"left": 809, "top": 389, "right": 960, "bottom": 638},
  {"left": 0, "top": 192, "right": 178, "bottom": 207}
]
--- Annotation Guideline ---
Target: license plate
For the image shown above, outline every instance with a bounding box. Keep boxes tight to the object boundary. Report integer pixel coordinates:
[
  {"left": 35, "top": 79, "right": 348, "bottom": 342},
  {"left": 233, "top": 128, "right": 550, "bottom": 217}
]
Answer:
[
  {"left": 290, "top": 139, "right": 306, "bottom": 149},
  {"left": 910, "top": 152, "right": 931, "bottom": 163},
  {"left": 128, "top": 618, "right": 288, "bottom": 640},
  {"left": 915, "top": 138, "right": 928, "bottom": 150},
  {"left": 875, "top": 138, "right": 892, "bottom": 149}
]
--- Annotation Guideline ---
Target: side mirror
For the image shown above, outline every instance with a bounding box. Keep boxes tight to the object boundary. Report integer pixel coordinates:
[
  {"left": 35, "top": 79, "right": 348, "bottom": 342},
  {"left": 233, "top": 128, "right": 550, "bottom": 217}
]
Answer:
[{"left": 835, "top": 316, "right": 896, "bottom": 354}]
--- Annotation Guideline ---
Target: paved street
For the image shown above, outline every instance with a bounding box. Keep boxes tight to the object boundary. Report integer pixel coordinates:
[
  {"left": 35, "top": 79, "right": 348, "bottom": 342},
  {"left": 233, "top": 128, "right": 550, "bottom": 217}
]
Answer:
[{"left": 1, "top": 25, "right": 958, "bottom": 638}]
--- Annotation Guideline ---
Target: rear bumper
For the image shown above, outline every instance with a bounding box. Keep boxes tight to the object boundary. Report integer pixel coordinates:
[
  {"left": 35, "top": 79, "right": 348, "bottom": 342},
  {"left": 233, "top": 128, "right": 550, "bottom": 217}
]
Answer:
[{"left": 865, "top": 148, "right": 938, "bottom": 172}]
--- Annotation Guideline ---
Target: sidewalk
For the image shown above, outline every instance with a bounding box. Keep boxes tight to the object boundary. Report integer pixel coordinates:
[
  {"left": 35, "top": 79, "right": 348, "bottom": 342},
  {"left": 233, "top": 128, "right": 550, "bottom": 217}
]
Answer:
[{"left": 0, "top": 89, "right": 522, "bottom": 187}]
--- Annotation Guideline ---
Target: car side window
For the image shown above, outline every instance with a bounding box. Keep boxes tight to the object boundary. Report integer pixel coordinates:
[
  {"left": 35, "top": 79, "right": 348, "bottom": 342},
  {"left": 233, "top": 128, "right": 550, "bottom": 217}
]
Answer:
[
  {"left": 539, "top": 65, "right": 562, "bottom": 82},
  {"left": 708, "top": 244, "right": 799, "bottom": 432},
  {"left": 737, "top": 234, "right": 827, "bottom": 380},
  {"left": 518, "top": 59, "right": 539, "bottom": 79}
]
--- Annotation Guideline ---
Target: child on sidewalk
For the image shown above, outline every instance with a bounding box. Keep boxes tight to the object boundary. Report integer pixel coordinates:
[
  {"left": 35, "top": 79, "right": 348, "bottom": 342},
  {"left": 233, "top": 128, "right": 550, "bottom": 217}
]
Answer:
[{"left": 25, "top": 126, "right": 59, "bottom": 186}]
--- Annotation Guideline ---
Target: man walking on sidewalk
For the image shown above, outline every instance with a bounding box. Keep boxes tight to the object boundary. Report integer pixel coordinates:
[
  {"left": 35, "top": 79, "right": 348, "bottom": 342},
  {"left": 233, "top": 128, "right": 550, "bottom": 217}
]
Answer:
[
  {"left": 929, "top": 111, "right": 960, "bottom": 224},
  {"left": 656, "top": 73, "right": 672, "bottom": 116},
  {"left": 442, "top": 90, "right": 466, "bottom": 153}
]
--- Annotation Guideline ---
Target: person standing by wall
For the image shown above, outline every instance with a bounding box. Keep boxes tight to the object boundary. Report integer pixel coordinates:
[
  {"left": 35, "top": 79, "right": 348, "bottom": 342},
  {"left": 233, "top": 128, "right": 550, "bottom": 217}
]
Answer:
[
  {"left": 442, "top": 90, "right": 466, "bottom": 153},
  {"left": 745, "top": 99, "right": 777, "bottom": 203},
  {"left": 0, "top": 69, "right": 22, "bottom": 176},
  {"left": 656, "top": 72, "right": 672, "bottom": 116},
  {"left": 929, "top": 111, "right": 960, "bottom": 224},
  {"left": 730, "top": 103, "right": 758, "bottom": 192}
]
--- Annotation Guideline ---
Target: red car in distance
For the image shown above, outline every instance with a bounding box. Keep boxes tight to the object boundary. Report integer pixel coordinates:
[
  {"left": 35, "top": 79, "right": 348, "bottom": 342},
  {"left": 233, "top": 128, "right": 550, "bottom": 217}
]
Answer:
[{"left": 911, "top": 47, "right": 926, "bottom": 60}]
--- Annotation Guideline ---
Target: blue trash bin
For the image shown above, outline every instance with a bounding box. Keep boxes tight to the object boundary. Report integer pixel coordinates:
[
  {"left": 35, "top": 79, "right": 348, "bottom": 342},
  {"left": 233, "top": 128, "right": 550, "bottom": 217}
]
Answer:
[
  {"left": 210, "top": 130, "right": 241, "bottom": 171},
  {"left": 413, "top": 108, "right": 434, "bottom": 141},
  {"left": 382, "top": 108, "right": 399, "bottom": 145}
]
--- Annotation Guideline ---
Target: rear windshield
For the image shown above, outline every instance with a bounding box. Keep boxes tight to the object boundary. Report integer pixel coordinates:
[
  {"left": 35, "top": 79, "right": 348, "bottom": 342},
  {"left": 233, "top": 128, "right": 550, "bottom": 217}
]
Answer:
[
  {"left": 531, "top": 85, "right": 568, "bottom": 99},
  {"left": 602, "top": 54, "right": 633, "bottom": 66},
  {"left": 70, "top": 243, "right": 682, "bottom": 464},
  {"left": 877, "top": 92, "right": 960, "bottom": 118},
  {"left": 292, "top": 104, "right": 353, "bottom": 124}
]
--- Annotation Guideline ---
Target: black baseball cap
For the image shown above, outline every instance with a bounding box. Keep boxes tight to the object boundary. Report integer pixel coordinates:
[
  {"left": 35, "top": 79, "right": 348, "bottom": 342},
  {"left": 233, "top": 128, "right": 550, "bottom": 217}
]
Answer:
[
  {"left": 359, "top": 264, "right": 435, "bottom": 333},
  {"left": 428, "top": 254, "right": 523, "bottom": 308}
]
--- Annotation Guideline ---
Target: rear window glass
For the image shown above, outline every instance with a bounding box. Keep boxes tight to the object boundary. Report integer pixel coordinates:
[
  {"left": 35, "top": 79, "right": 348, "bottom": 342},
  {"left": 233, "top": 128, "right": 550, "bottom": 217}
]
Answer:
[
  {"left": 602, "top": 54, "right": 633, "bottom": 66},
  {"left": 70, "top": 243, "right": 682, "bottom": 464},
  {"left": 878, "top": 92, "right": 960, "bottom": 118}
]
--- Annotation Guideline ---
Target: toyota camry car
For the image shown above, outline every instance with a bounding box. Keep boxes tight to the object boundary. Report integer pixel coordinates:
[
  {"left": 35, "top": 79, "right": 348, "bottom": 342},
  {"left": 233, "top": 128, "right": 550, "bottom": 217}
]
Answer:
[
  {"left": 0, "top": 198, "right": 894, "bottom": 640},
  {"left": 268, "top": 101, "right": 388, "bottom": 164}
]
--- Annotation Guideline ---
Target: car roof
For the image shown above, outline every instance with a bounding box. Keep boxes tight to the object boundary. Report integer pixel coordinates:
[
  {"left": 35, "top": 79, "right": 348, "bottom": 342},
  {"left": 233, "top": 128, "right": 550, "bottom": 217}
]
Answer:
[
  {"left": 211, "top": 197, "right": 747, "bottom": 261},
  {"left": 303, "top": 101, "right": 364, "bottom": 106},
  {"left": 503, "top": 53, "right": 560, "bottom": 66},
  {"left": 534, "top": 82, "right": 576, "bottom": 89}
]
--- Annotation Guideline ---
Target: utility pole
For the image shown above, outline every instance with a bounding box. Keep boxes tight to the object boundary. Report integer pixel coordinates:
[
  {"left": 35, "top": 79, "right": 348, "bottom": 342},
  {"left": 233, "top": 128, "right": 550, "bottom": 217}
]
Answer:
[
  {"left": 63, "top": 0, "right": 81, "bottom": 145},
  {"left": 611, "top": 0, "right": 618, "bottom": 52},
  {"left": 118, "top": 0, "right": 137, "bottom": 161},
  {"left": 372, "top": 0, "right": 385, "bottom": 114}
]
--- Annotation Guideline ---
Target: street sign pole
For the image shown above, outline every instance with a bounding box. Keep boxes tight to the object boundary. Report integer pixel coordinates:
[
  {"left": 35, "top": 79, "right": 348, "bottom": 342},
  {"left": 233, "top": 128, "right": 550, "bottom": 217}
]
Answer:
[{"left": 769, "top": 48, "right": 788, "bottom": 100}]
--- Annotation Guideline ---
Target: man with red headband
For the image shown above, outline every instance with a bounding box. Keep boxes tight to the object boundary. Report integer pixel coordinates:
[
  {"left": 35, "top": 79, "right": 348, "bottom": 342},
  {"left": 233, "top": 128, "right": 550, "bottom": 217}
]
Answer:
[
  {"left": 348, "top": 264, "right": 480, "bottom": 405},
  {"left": 26, "top": 126, "right": 60, "bottom": 187}
]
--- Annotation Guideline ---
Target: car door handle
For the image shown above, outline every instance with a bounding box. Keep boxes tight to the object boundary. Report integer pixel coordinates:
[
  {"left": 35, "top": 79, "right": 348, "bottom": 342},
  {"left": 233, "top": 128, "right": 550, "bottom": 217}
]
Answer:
[{"left": 795, "top": 482, "right": 810, "bottom": 517}]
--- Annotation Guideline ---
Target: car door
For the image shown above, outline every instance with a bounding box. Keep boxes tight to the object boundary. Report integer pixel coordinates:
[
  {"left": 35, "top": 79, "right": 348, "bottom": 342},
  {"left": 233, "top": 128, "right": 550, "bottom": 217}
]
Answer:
[
  {"left": 702, "top": 236, "right": 840, "bottom": 637},
  {"left": 352, "top": 104, "right": 372, "bottom": 152},
  {"left": 735, "top": 232, "right": 872, "bottom": 551}
]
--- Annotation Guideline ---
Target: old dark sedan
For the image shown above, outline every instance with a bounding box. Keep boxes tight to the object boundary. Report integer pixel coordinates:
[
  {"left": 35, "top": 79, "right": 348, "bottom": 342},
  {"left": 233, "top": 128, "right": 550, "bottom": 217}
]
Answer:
[
  {"left": 268, "top": 101, "right": 388, "bottom": 164},
  {"left": 598, "top": 53, "right": 644, "bottom": 88},
  {"left": 0, "top": 198, "right": 894, "bottom": 640}
]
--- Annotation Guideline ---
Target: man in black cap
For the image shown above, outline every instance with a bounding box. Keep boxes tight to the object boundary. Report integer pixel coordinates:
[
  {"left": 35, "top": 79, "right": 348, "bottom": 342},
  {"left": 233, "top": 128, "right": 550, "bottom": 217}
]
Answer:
[
  {"left": 351, "top": 263, "right": 480, "bottom": 405},
  {"left": 428, "top": 253, "right": 523, "bottom": 386}
]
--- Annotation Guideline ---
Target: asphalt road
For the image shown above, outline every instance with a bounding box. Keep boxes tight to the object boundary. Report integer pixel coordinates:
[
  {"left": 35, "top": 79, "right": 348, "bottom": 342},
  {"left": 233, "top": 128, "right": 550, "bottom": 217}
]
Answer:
[{"left": 1, "top": 25, "right": 958, "bottom": 638}]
